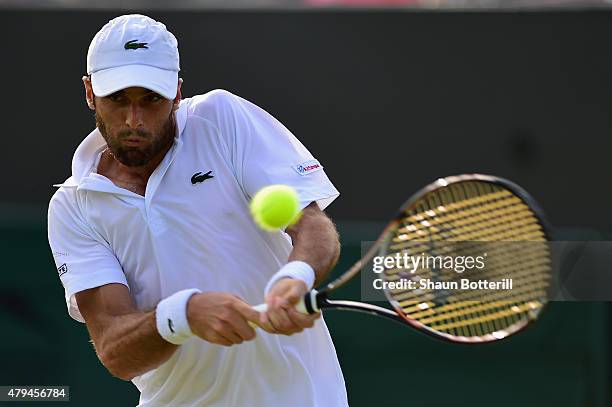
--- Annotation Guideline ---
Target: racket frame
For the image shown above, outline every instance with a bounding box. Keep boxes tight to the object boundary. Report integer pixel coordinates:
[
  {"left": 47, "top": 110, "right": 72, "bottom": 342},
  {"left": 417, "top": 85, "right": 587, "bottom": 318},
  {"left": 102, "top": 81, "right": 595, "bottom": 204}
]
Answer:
[{"left": 309, "top": 173, "right": 553, "bottom": 343}]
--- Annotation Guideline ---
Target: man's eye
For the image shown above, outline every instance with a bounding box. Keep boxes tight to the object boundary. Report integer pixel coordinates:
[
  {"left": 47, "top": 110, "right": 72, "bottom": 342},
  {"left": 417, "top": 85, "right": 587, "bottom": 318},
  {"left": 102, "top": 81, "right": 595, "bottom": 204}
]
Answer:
[
  {"left": 148, "top": 94, "right": 162, "bottom": 102},
  {"left": 109, "top": 94, "right": 124, "bottom": 103}
]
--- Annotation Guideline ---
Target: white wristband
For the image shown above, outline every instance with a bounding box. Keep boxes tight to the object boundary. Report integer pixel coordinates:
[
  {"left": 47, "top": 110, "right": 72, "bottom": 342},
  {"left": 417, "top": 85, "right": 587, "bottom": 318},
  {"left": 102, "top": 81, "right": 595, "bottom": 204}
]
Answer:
[
  {"left": 264, "top": 261, "right": 316, "bottom": 295},
  {"left": 156, "top": 288, "right": 201, "bottom": 345}
]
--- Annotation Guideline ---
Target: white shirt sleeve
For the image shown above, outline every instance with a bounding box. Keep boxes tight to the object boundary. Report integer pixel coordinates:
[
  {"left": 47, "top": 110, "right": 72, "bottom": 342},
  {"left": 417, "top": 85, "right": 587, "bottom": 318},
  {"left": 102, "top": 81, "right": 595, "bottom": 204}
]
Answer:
[
  {"left": 47, "top": 189, "right": 128, "bottom": 323},
  {"left": 208, "top": 90, "right": 339, "bottom": 211}
]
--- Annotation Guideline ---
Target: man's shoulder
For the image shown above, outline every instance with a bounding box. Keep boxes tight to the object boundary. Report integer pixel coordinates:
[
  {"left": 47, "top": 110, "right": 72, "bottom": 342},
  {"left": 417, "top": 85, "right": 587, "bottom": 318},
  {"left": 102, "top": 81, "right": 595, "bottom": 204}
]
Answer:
[
  {"left": 183, "top": 88, "right": 240, "bottom": 119},
  {"left": 48, "top": 180, "right": 79, "bottom": 217}
]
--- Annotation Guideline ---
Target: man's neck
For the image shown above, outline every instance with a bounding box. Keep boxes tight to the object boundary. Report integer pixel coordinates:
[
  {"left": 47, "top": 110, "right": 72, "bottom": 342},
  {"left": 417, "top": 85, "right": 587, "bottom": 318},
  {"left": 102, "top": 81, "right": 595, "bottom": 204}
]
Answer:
[{"left": 99, "top": 139, "right": 174, "bottom": 184}]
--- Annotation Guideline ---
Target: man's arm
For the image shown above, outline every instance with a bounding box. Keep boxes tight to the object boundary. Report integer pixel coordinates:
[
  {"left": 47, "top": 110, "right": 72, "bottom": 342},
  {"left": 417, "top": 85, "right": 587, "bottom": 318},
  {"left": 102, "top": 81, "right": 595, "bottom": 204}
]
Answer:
[
  {"left": 76, "top": 284, "right": 176, "bottom": 381},
  {"left": 260, "top": 202, "right": 340, "bottom": 334},
  {"left": 286, "top": 202, "right": 340, "bottom": 285},
  {"left": 76, "top": 284, "right": 260, "bottom": 381}
]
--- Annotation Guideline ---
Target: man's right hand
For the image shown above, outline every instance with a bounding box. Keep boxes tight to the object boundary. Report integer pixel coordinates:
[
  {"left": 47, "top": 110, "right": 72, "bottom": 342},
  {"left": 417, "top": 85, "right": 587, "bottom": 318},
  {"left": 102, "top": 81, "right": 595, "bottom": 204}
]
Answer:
[{"left": 187, "top": 292, "right": 260, "bottom": 346}]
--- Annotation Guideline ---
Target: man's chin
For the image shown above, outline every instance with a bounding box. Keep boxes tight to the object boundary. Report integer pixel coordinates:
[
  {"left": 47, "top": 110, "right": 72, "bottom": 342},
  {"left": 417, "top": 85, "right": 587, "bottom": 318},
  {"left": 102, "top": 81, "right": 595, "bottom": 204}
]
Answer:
[{"left": 114, "top": 150, "right": 152, "bottom": 167}]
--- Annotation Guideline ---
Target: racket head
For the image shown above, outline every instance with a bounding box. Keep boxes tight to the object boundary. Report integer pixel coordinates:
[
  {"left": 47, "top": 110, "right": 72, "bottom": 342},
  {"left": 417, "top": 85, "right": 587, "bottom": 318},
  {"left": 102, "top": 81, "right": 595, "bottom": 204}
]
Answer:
[{"left": 378, "top": 174, "right": 552, "bottom": 343}]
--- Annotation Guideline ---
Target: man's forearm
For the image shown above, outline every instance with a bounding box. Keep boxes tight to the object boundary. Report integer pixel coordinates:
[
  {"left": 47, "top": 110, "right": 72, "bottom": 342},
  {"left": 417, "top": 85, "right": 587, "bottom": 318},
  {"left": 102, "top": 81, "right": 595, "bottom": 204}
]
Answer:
[
  {"left": 93, "top": 311, "right": 178, "bottom": 381},
  {"left": 286, "top": 203, "right": 341, "bottom": 285}
]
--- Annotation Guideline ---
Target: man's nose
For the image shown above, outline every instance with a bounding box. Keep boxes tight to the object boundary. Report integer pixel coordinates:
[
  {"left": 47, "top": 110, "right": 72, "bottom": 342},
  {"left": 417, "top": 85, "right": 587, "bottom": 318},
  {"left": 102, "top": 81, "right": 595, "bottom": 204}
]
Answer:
[{"left": 125, "top": 103, "right": 144, "bottom": 129}]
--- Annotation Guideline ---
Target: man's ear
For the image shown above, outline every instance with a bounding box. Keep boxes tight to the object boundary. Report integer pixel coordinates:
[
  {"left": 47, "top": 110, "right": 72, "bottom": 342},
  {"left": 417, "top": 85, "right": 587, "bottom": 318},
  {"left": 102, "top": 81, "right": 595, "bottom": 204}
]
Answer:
[
  {"left": 173, "top": 78, "right": 183, "bottom": 111},
  {"left": 82, "top": 75, "right": 96, "bottom": 110}
]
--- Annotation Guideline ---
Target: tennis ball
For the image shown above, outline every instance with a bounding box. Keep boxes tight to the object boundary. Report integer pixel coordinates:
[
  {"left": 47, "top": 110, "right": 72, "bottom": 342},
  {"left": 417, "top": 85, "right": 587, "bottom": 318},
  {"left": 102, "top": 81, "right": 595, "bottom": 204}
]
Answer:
[{"left": 250, "top": 185, "right": 302, "bottom": 231}]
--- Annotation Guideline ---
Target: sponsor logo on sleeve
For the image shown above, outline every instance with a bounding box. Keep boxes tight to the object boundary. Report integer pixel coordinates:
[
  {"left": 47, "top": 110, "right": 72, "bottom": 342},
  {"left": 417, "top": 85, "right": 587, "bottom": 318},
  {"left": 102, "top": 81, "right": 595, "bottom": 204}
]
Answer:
[
  {"left": 293, "top": 160, "right": 323, "bottom": 176},
  {"left": 57, "top": 263, "right": 68, "bottom": 277}
]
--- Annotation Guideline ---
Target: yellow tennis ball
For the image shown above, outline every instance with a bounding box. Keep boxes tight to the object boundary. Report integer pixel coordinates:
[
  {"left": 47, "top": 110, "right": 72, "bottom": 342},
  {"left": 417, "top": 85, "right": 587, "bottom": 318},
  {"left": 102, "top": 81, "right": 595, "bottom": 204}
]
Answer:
[{"left": 250, "top": 185, "right": 302, "bottom": 231}]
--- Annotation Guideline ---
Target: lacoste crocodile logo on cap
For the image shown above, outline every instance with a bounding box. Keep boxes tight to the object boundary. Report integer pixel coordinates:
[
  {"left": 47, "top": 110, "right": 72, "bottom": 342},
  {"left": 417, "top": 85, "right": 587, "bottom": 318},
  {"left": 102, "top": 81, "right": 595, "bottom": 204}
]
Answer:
[{"left": 124, "top": 39, "right": 148, "bottom": 50}]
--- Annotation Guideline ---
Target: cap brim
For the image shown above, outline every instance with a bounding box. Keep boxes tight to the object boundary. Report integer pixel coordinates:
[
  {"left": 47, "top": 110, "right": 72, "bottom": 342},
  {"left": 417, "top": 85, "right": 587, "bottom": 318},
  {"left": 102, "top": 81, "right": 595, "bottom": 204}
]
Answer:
[{"left": 91, "top": 64, "right": 178, "bottom": 100}]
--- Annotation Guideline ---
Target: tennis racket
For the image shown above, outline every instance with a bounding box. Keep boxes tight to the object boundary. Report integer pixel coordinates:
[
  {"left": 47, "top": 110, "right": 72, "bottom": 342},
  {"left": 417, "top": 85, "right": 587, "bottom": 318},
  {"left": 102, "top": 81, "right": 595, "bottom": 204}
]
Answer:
[{"left": 255, "top": 174, "right": 552, "bottom": 343}]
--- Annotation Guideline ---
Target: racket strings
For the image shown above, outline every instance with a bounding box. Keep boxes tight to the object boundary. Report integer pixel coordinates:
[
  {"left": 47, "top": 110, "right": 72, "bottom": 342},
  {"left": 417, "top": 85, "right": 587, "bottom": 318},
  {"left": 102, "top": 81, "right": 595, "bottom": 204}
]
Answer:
[
  {"left": 389, "top": 230, "right": 548, "bottom": 272},
  {"left": 392, "top": 192, "right": 543, "bottom": 245},
  {"left": 388, "top": 214, "right": 549, "bottom": 297},
  {"left": 381, "top": 181, "right": 551, "bottom": 340},
  {"left": 386, "top": 242, "right": 550, "bottom": 290},
  {"left": 391, "top": 270, "right": 548, "bottom": 325}
]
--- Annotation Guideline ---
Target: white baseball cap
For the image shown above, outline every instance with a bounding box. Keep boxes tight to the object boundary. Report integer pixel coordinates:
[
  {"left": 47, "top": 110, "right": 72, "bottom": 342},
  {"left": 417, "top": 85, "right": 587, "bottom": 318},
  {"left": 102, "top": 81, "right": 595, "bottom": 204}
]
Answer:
[{"left": 87, "top": 14, "right": 180, "bottom": 100}]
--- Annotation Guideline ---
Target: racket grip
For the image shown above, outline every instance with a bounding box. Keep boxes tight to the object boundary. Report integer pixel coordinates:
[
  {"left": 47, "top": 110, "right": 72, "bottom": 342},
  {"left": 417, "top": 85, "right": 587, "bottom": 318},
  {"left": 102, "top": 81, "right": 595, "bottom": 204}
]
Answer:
[
  {"left": 252, "top": 303, "right": 270, "bottom": 313},
  {"left": 252, "top": 290, "right": 319, "bottom": 314}
]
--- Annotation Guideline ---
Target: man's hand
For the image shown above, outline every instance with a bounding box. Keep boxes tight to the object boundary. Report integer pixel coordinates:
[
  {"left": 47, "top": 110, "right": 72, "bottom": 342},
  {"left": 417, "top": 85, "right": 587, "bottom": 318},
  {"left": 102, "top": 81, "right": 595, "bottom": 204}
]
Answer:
[
  {"left": 187, "top": 292, "right": 260, "bottom": 346},
  {"left": 259, "top": 278, "right": 320, "bottom": 335}
]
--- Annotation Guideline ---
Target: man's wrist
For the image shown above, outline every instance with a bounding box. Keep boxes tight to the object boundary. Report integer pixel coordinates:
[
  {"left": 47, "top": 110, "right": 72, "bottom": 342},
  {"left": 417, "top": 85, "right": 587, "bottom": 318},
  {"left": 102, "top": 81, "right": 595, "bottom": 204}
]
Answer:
[
  {"left": 155, "top": 288, "right": 201, "bottom": 345},
  {"left": 264, "top": 261, "right": 316, "bottom": 295}
]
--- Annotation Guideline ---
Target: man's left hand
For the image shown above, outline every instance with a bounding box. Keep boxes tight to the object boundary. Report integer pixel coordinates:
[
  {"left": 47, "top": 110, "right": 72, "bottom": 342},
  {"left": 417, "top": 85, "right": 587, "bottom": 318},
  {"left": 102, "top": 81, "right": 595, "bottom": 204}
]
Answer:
[{"left": 259, "top": 278, "right": 320, "bottom": 335}]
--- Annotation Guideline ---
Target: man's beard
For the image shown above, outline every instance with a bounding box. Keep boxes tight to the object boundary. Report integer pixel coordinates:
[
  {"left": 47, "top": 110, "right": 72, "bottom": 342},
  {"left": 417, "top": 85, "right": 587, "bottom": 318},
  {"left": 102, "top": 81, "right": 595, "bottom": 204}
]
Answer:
[{"left": 96, "top": 111, "right": 176, "bottom": 167}]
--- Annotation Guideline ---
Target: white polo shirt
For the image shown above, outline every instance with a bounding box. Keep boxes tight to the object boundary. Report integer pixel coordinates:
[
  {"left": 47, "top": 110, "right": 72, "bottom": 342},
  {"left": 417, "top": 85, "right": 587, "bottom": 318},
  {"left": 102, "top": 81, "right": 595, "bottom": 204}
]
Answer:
[{"left": 47, "top": 89, "right": 348, "bottom": 407}]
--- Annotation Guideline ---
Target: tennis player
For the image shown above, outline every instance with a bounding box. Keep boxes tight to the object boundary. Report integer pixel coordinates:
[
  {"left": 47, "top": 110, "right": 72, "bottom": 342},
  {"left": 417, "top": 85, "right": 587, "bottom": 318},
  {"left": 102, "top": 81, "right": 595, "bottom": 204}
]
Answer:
[{"left": 47, "top": 14, "right": 348, "bottom": 406}]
